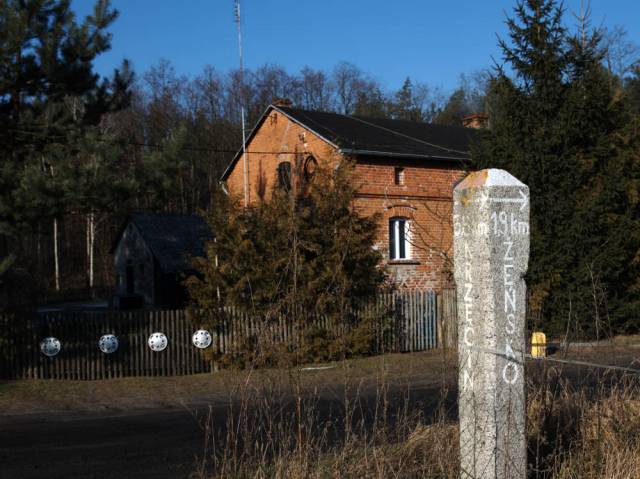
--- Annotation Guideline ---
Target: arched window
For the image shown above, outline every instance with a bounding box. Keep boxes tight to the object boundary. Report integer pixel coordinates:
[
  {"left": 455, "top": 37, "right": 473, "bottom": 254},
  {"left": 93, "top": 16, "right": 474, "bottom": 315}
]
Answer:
[
  {"left": 277, "top": 161, "right": 291, "bottom": 190},
  {"left": 389, "top": 217, "right": 411, "bottom": 260},
  {"left": 303, "top": 155, "right": 318, "bottom": 182}
]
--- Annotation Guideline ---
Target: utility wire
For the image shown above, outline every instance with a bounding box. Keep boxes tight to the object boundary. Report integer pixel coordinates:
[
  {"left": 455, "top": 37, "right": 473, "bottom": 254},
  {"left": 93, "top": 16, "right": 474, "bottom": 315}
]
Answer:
[
  {"left": 465, "top": 344, "right": 640, "bottom": 375},
  {"left": 2, "top": 125, "right": 469, "bottom": 158},
  {"left": 0, "top": 125, "right": 307, "bottom": 155},
  {"left": 526, "top": 353, "right": 640, "bottom": 374},
  {"left": 2, "top": 120, "right": 471, "bottom": 157},
  {"left": 348, "top": 115, "right": 470, "bottom": 156}
]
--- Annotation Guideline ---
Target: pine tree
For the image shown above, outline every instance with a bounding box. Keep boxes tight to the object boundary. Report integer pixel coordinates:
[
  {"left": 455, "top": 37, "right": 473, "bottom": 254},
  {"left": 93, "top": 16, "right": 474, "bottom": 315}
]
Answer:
[
  {"left": 478, "top": 0, "right": 640, "bottom": 334},
  {"left": 0, "top": 0, "right": 132, "bottom": 306},
  {"left": 390, "top": 77, "right": 421, "bottom": 121}
]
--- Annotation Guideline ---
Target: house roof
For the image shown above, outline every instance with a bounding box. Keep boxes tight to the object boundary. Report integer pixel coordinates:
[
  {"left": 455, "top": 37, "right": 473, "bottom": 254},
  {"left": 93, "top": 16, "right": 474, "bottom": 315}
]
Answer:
[
  {"left": 220, "top": 105, "right": 477, "bottom": 181},
  {"left": 113, "top": 213, "right": 212, "bottom": 272}
]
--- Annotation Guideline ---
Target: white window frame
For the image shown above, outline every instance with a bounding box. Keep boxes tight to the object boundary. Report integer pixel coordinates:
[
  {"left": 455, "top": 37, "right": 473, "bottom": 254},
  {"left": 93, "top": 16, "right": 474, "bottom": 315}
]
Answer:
[{"left": 389, "top": 217, "right": 411, "bottom": 260}]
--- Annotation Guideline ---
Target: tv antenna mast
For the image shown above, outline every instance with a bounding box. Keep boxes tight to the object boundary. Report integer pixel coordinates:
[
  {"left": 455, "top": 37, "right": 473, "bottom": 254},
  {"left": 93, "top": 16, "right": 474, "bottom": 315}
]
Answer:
[{"left": 234, "top": 0, "right": 249, "bottom": 207}]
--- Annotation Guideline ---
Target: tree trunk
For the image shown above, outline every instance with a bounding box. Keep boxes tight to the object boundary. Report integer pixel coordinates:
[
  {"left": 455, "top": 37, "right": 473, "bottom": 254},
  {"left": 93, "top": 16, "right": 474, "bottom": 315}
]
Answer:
[
  {"left": 86, "top": 212, "right": 96, "bottom": 291},
  {"left": 36, "top": 221, "right": 41, "bottom": 279},
  {"left": 53, "top": 217, "right": 60, "bottom": 292},
  {"left": 47, "top": 160, "right": 60, "bottom": 293},
  {"left": 179, "top": 174, "right": 186, "bottom": 213}
]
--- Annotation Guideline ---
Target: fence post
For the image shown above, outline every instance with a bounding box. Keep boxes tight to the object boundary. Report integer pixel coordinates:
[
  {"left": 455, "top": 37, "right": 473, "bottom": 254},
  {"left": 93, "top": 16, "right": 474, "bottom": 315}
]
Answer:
[
  {"left": 453, "top": 169, "right": 530, "bottom": 479},
  {"left": 436, "top": 293, "right": 443, "bottom": 348}
]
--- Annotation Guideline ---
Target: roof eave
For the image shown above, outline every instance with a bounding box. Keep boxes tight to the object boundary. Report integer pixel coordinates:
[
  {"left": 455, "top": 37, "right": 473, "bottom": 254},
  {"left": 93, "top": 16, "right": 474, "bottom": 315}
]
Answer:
[{"left": 339, "top": 148, "right": 471, "bottom": 162}]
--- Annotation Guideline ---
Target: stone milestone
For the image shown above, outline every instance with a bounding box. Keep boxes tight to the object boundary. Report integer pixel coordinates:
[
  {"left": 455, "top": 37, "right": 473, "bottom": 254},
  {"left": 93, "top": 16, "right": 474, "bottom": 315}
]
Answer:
[{"left": 453, "top": 169, "right": 530, "bottom": 479}]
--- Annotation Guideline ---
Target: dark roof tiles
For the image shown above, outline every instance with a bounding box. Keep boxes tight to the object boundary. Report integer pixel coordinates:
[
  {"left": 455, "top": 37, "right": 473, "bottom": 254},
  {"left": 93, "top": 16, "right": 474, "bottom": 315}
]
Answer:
[
  {"left": 125, "top": 213, "right": 212, "bottom": 272},
  {"left": 279, "top": 107, "right": 475, "bottom": 160}
]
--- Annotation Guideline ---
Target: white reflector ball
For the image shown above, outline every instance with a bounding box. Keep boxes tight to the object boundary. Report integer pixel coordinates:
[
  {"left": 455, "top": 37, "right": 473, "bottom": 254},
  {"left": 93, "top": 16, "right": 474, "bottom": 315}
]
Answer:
[
  {"left": 192, "top": 329, "right": 212, "bottom": 349},
  {"left": 98, "top": 334, "right": 119, "bottom": 354},
  {"left": 40, "top": 337, "right": 61, "bottom": 357},
  {"left": 148, "top": 332, "right": 168, "bottom": 352}
]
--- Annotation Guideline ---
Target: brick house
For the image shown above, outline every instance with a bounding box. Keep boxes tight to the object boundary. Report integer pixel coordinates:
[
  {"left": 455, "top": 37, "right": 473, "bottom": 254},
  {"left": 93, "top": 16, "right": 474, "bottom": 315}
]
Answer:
[{"left": 220, "top": 104, "right": 478, "bottom": 290}]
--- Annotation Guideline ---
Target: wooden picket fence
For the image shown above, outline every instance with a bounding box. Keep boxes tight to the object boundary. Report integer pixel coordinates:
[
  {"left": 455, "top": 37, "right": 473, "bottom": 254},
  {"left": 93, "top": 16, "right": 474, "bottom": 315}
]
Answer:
[
  {"left": 437, "top": 288, "right": 458, "bottom": 348},
  {"left": 0, "top": 290, "right": 457, "bottom": 380}
]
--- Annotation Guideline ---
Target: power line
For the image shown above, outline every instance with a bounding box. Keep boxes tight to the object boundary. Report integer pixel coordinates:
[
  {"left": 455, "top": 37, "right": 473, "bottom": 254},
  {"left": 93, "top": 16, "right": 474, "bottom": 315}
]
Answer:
[
  {"left": 1, "top": 124, "right": 459, "bottom": 159},
  {"left": 465, "top": 344, "right": 640, "bottom": 375},
  {"left": 526, "top": 353, "right": 640, "bottom": 374},
  {"left": 349, "top": 115, "right": 470, "bottom": 156},
  {"left": 0, "top": 124, "right": 308, "bottom": 155},
  {"left": 1, "top": 121, "right": 471, "bottom": 158}
]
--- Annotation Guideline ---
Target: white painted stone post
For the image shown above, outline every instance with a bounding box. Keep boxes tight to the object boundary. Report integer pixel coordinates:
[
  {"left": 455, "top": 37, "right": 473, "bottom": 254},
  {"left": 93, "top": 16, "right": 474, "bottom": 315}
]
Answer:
[{"left": 453, "top": 169, "right": 530, "bottom": 479}]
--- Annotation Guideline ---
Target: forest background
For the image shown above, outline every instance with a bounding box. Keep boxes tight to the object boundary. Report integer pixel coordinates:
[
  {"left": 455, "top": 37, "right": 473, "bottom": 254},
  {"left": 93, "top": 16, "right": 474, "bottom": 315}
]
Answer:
[{"left": 1, "top": 0, "right": 639, "bottom": 336}]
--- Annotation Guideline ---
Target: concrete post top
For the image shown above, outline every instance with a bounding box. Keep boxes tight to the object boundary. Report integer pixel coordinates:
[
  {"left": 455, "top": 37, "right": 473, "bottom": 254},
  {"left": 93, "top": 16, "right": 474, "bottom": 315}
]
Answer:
[{"left": 455, "top": 169, "right": 526, "bottom": 190}]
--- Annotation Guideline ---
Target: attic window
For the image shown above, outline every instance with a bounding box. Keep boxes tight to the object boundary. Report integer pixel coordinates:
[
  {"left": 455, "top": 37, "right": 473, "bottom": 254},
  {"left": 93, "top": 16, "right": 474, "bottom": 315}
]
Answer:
[
  {"left": 277, "top": 161, "right": 291, "bottom": 190},
  {"left": 394, "top": 167, "right": 405, "bottom": 185}
]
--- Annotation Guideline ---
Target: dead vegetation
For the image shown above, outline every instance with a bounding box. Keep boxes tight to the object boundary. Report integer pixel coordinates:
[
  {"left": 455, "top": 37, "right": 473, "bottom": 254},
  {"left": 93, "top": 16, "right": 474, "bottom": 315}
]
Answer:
[
  {"left": 2, "top": 347, "right": 638, "bottom": 478},
  {"left": 193, "top": 349, "right": 640, "bottom": 479},
  {"left": 528, "top": 368, "right": 640, "bottom": 479},
  {"left": 194, "top": 360, "right": 458, "bottom": 479}
]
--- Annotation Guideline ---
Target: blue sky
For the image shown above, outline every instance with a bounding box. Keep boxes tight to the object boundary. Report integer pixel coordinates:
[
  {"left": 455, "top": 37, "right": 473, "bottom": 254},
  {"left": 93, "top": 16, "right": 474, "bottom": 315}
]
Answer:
[{"left": 73, "top": 0, "right": 640, "bottom": 93}]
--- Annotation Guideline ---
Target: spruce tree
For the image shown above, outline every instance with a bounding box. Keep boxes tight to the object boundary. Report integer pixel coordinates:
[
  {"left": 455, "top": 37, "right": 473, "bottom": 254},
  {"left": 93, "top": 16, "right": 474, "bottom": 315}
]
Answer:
[
  {"left": 479, "top": 0, "right": 640, "bottom": 334},
  {"left": 187, "top": 158, "right": 384, "bottom": 357}
]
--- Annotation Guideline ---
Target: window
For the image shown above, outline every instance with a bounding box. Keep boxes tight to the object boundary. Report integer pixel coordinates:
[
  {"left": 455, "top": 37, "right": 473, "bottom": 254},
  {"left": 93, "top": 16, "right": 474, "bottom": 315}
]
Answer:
[
  {"left": 389, "top": 217, "right": 411, "bottom": 260},
  {"left": 394, "top": 167, "right": 405, "bottom": 185},
  {"left": 303, "top": 155, "right": 317, "bottom": 183},
  {"left": 277, "top": 161, "right": 291, "bottom": 190}
]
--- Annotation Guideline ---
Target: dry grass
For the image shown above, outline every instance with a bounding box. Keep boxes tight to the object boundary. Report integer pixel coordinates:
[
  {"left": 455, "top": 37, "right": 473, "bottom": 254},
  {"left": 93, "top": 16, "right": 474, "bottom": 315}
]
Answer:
[
  {"left": 610, "top": 334, "right": 640, "bottom": 346},
  {"left": 192, "top": 349, "right": 640, "bottom": 479},
  {"left": 193, "top": 367, "right": 458, "bottom": 479},
  {"left": 528, "top": 372, "right": 640, "bottom": 479}
]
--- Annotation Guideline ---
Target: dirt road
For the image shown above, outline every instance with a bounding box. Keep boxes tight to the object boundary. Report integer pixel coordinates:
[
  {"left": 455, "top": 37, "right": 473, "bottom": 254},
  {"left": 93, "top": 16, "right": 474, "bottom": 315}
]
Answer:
[
  {"left": 0, "top": 408, "right": 207, "bottom": 478},
  {"left": 1, "top": 347, "right": 637, "bottom": 479},
  {"left": 0, "top": 351, "right": 452, "bottom": 479}
]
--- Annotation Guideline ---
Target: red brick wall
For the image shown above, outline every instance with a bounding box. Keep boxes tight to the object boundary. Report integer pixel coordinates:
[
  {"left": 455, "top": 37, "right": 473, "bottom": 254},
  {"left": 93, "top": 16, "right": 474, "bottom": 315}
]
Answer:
[
  {"left": 226, "top": 109, "right": 338, "bottom": 204},
  {"left": 352, "top": 159, "right": 464, "bottom": 291},
  {"left": 225, "top": 108, "right": 466, "bottom": 291}
]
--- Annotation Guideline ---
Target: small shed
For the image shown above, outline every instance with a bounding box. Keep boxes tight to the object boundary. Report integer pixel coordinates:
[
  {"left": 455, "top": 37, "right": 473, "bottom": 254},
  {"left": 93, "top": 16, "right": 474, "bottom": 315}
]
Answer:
[{"left": 111, "top": 213, "right": 212, "bottom": 308}]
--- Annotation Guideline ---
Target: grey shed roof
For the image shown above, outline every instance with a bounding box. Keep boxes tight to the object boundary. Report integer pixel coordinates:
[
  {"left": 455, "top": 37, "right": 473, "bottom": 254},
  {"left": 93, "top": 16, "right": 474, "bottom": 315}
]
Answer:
[{"left": 115, "top": 213, "right": 212, "bottom": 272}]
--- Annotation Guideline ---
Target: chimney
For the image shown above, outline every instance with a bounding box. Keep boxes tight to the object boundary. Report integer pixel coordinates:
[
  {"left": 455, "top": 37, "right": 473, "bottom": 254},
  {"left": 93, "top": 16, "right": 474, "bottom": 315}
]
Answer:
[
  {"left": 273, "top": 98, "right": 292, "bottom": 107},
  {"left": 462, "top": 113, "right": 489, "bottom": 129}
]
